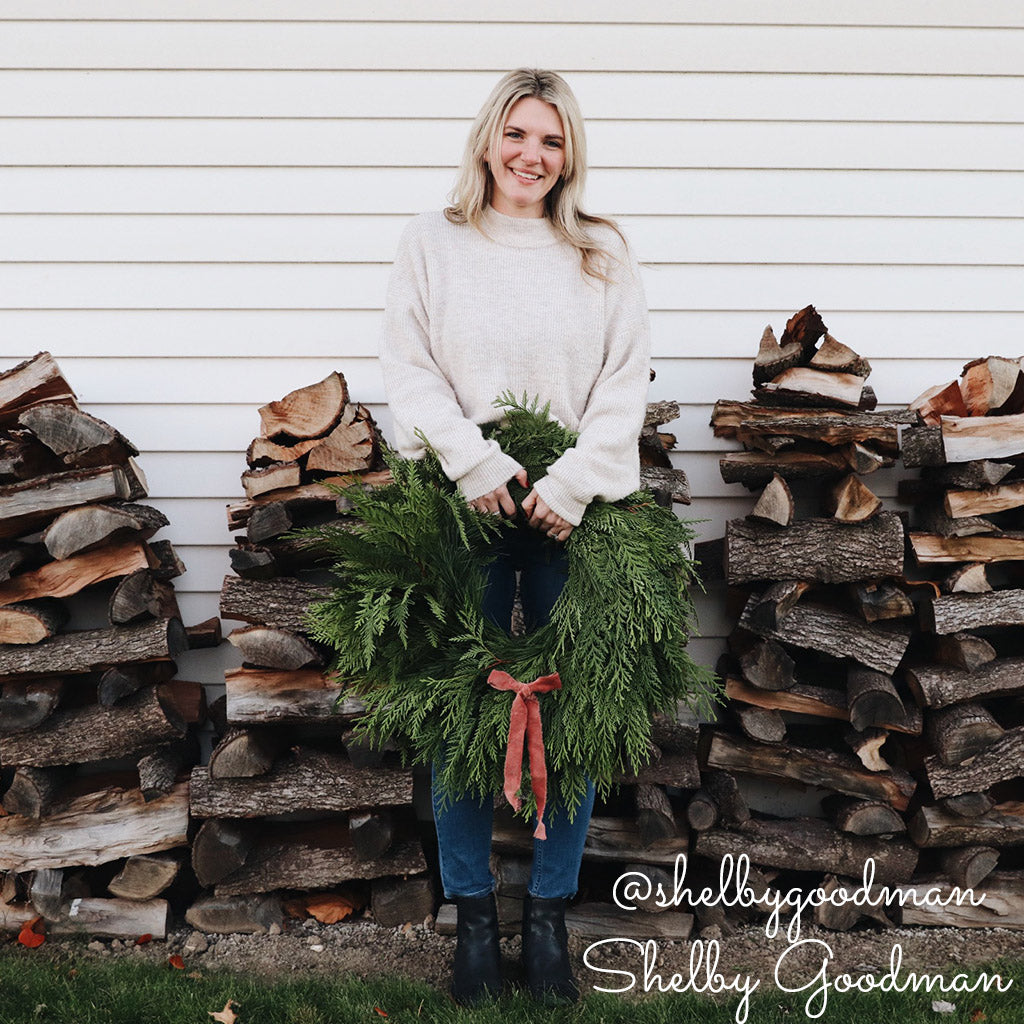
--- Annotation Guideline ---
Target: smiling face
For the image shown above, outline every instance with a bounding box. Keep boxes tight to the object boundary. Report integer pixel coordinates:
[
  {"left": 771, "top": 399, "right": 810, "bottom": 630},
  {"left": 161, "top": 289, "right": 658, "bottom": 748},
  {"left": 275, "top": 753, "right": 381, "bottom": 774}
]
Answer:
[{"left": 488, "top": 96, "right": 566, "bottom": 219}]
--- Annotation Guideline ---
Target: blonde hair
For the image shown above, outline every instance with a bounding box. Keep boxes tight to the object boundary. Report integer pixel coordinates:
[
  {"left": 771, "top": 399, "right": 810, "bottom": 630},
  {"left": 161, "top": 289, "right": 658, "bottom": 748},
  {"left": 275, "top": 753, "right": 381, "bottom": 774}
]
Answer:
[{"left": 445, "top": 68, "right": 623, "bottom": 280}]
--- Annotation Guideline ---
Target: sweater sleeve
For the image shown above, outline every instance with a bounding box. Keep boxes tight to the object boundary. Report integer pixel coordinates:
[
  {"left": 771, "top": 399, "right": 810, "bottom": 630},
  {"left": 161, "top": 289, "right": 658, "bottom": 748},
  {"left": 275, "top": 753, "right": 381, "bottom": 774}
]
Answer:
[
  {"left": 531, "top": 236, "right": 651, "bottom": 525},
  {"left": 379, "top": 217, "right": 523, "bottom": 499}
]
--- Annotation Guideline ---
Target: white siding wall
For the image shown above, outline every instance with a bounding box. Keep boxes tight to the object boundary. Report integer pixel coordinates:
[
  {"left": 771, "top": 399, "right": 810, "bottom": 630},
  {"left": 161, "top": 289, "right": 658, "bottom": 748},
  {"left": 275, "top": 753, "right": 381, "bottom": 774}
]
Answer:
[{"left": 1, "top": 2, "right": 1022, "bottom": 684}]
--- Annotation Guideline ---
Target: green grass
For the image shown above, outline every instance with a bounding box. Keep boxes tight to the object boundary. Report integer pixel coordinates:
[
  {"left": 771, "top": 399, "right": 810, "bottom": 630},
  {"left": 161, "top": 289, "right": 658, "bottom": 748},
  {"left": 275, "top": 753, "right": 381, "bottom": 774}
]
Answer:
[{"left": 0, "top": 949, "right": 1022, "bottom": 1024}]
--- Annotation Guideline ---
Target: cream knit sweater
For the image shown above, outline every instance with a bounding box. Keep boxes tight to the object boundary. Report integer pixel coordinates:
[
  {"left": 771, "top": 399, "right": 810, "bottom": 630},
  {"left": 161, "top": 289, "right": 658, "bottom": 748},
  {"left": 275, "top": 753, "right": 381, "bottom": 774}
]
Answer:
[{"left": 379, "top": 207, "right": 651, "bottom": 526}]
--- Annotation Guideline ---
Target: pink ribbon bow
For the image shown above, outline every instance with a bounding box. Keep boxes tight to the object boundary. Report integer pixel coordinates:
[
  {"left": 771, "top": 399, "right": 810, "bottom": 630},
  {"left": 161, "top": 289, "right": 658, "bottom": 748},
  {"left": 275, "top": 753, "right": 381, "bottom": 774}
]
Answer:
[{"left": 487, "top": 668, "right": 562, "bottom": 840}]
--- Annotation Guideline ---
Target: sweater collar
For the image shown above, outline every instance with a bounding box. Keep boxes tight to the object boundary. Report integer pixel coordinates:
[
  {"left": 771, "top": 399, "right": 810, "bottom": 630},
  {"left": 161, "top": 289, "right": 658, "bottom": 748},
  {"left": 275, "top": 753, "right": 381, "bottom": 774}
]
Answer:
[{"left": 479, "top": 206, "right": 560, "bottom": 248}]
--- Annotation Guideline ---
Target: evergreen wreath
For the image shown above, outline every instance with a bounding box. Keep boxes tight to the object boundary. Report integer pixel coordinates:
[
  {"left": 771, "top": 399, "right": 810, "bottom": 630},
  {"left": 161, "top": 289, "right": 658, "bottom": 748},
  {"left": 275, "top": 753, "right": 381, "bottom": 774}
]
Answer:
[{"left": 301, "top": 393, "right": 721, "bottom": 823}]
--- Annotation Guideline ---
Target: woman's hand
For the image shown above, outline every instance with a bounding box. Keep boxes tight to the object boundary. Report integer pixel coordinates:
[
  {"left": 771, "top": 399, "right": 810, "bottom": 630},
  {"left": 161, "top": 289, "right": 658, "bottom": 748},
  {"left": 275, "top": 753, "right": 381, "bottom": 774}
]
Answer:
[
  {"left": 521, "top": 488, "right": 573, "bottom": 542},
  {"left": 468, "top": 468, "right": 529, "bottom": 517}
]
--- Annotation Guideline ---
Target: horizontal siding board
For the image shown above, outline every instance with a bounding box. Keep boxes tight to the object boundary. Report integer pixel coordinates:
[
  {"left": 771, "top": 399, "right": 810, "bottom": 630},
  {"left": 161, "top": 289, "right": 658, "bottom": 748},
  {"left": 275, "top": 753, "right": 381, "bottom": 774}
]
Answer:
[
  {"left": 1, "top": 23, "right": 1023, "bottom": 74},
  {"left": 4, "top": 71, "right": 1024, "bottom": 123},
  {"left": 3, "top": 168, "right": 1021, "bottom": 217},
  {"left": 6, "top": 119, "right": 1024, "bottom": 172},
  {"left": 3, "top": 214, "right": 1023, "bottom": 266},
  {"left": 1, "top": 310, "right": 1020, "bottom": 360},
  {"left": 5, "top": 1, "right": 1024, "bottom": 27},
  {"left": 2, "top": 263, "right": 1021, "bottom": 312}
]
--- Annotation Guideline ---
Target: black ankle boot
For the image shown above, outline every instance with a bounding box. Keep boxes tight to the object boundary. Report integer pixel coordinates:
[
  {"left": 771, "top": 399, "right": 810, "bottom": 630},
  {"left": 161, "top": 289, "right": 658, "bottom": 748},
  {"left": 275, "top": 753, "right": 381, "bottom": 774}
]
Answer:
[
  {"left": 522, "top": 894, "right": 578, "bottom": 1004},
  {"left": 451, "top": 893, "right": 502, "bottom": 1005}
]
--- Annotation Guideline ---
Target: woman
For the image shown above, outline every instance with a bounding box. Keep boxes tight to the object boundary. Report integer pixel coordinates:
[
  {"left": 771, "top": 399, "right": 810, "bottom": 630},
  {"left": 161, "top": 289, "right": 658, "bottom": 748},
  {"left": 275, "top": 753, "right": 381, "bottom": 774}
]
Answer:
[{"left": 379, "top": 68, "right": 650, "bottom": 1005}]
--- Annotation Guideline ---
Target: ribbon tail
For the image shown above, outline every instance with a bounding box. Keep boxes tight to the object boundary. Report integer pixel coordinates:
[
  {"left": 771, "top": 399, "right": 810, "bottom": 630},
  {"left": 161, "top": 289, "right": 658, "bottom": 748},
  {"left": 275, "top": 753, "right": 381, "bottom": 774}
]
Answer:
[
  {"left": 526, "top": 700, "right": 550, "bottom": 840},
  {"left": 503, "top": 694, "right": 527, "bottom": 812}
]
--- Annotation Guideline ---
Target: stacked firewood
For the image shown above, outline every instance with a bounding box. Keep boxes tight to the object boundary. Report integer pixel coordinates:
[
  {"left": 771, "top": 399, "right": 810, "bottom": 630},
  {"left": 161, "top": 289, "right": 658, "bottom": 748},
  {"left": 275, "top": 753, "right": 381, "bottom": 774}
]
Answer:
[
  {"left": 189, "top": 372, "right": 432, "bottom": 935},
  {"left": 695, "top": 309, "right": 1024, "bottom": 932},
  {"left": 0, "top": 352, "right": 211, "bottom": 942}
]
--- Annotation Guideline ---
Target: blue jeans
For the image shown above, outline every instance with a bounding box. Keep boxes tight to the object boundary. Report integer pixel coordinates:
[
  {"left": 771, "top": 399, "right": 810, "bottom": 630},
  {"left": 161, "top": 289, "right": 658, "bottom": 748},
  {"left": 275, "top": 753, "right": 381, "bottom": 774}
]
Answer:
[{"left": 432, "top": 524, "right": 596, "bottom": 900}]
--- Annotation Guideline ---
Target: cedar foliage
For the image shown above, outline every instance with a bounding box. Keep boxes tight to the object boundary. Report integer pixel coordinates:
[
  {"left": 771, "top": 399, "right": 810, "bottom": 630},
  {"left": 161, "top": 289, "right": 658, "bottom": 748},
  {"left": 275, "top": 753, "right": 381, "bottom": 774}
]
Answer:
[{"left": 301, "top": 394, "right": 720, "bottom": 820}]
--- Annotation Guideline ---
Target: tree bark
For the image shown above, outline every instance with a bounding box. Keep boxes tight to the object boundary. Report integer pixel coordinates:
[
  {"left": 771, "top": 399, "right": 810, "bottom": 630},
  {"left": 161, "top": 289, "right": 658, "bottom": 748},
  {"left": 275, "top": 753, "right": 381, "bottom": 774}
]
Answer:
[
  {"left": 223, "top": 667, "right": 363, "bottom": 724},
  {"left": 909, "top": 801, "right": 1024, "bottom": 848},
  {"left": 258, "top": 371, "right": 349, "bottom": 440},
  {"left": 924, "top": 727, "right": 1024, "bottom": 799},
  {"left": 219, "top": 576, "right": 331, "bottom": 634},
  {"left": 906, "top": 657, "right": 1024, "bottom": 708},
  {"left": 925, "top": 591, "right": 1024, "bottom": 633}
]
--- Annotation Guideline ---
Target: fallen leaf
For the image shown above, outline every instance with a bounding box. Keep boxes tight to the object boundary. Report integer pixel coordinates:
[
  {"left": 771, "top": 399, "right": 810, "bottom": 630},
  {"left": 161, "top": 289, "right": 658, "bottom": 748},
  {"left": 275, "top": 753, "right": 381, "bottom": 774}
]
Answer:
[
  {"left": 208, "top": 999, "right": 239, "bottom": 1023},
  {"left": 373, "top": 1009, "right": 388, "bottom": 1018},
  {"left": 932, "top": 1001, "right": 956, "bottom": 1014},
  {"left": 18, "top": 916, "right": 45, "bottom": 948},
  {"left": 168, "top": 954, "right": 185, "bottom": 970},
  {"left": 971, "top": 1012, "right": 987, "bottom": 1022},
  {"left": 135, "top": 933, "right": 153, "bottom": 945},
  {"left": 304, "top": 893, "right": 356, "bottom": 925}
]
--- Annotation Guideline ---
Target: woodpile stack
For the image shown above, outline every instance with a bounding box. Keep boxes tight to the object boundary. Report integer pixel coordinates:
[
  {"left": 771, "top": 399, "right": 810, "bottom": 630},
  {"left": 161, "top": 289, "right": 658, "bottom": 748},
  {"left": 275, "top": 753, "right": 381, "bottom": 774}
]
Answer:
[
  {"left": 699, "top": 310, "right": 1024, "bottom": 932},
  {"left": 190, "top": 372, "right": 433, "bottom": 935},
  {"left": 0, "top": 352, "right": 211, "bottom": 941}
]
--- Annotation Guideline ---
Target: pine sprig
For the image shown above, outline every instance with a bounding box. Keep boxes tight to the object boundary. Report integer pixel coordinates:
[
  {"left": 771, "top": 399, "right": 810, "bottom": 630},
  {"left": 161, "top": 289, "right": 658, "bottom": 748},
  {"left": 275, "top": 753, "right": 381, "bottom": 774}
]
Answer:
[{"left": 299, "top": 398, "right": 722, "bottom": 822}]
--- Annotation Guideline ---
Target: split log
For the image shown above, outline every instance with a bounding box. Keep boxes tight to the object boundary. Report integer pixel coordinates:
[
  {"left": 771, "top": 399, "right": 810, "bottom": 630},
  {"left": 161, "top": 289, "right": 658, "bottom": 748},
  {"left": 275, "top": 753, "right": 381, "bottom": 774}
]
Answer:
[
  {"left": 943, "top": 563, "right": 991, "bottom": 594},
  {"left": 809, "top": 334, "right": 872, "bottom": 378},
  {"left": 227, "top": 626, "right": 322, "bottom": 670},
  {"left": 0, "top": 780, "right": 189, "bottom": 871},
  {"left": 246, "top": 435, "right": 322, "bottom": 468},
  {"left": 645, "top": 399, "right": 681, "bottom": 428},
  {"left": 918, "top": 503, "right": 998, "bottom": 538},
  {"left": 720, "top": 449, "right": 850, "bottom": 487},
  {"left": 739, "top": 639, "right": 795, "bottom": 691},
  {"left": 746, "top": 580, "right": 810, "bottom": 631},
  {"left": 1, "top": 766, "right": 73, "bottom": 818},
  {"left": 925, "top": 727, "right": 1024, "bottom": 799},
  {"left": 305, "top": 403, "right": 377, "bottom": 473},
  {"left": 847, "top": 668, "right": 909, "bottom": 732},
  {"left": 780, "top": 304, "right": 828, "bottom": 359},
  {"left": 349, "top": 810, "right": 395, "bottom": 861},
  {"left": 712, "top": 402, "right": 910, "bottom": 449},
  {"left": 245, "top": 501, "right": 293, "bottom": 544},
  {"left": 939, "top": 846, "right": 999, "bottom": 889},
  {"left": 617, "top": 751, "right": 701, "bottom": 789},
  {"left": 942, "top": 792, "right": 995, "bottom": 818},
  {"left": 192, "top": 818, "right": 259, "bottom": 888},
  {"left": 213, "top": 823, "right": 426, "bottom": 897},
  {"left": 0, "top": 353, "right": 77, "bottom": 425},
  {"left": 0, "top": 896, "right": 170, "bottom": 940},
  {"left": 726, "top": 513, "right": 904, "bottom": 585},
  {"left": 0, "top": 465, "right": 132, "bottom": 538},
  {"left": 0, "top": 539, "right": 150, "bottom": 607},
  {"left": 185, "top": 617, "right": 221, "bottom": 650},
  {"left": 852, "top": 581, "right": 914, "bottom": 622},
  {"left": 735, "top": 705, "right": 785, "bottom": 744},
  {"left": 844, "top": 442, "right": 892, "bottom": 476},
  {"left": 341, "top": 728, "right": 390, "bottom": 769},
  {"left": 0, "top": 684, "right": 184, "bottom": 767},
  {"left": 229, "top": 545, "right": 276, "bottom": 579},
  {"left": 208, "top": 727, "right": 287, "bottom": 779},
  {"left": 259, "top": 371, "right": 349, "bottom": 440},
  {"left": 927, "top": 703, "right": 1004, "bottom": 767},
  {"left": 813, "top": 874, "right": 886, "bottom": 932},
  {"left": 42, "top": 501, "right": 169, "bottom": 561},
  {"left": 185, "top": 893, "right": 283, "bottom": 935},
  {"left": 107, "top": 853, "right": 182, "bottom": 901},
  {"left": 831, "top": 799, "right": 906, "bottom": 836},
  {"left": 147, "top": 540, "right": 185, "bottom": 581},
  {"left": 137, "top": 740, "right": 195, "bottom": 800},
  {"left": 30, "top": 868, "right": 65, "bottom": 921},
  {"left": 693, "top": 816, "right": 918, "bottom": 883},
  {"left": 753, "top": 324, "right": 802, "bottom": 385},
  {"left": 19, "top": 404, "right": 137, "bottom": 468},
  {"left": 932, "top": 632, "right": 996, "bottom": 672},
  {"left": 0, "top": 678, "right": 63, "bottom": 733},
  {"left": 911, "top": 532, "right": 1024, "bottom": 565},
  {"left": 901, "top": 424, "right": 946, "bottom": 468},
  {"left": 189, "top": 748, "right": 413, "bottom": 818},
  {"left": 846, "top": 728, "right": 892, "bottom": 772},
  {"left": 685, "top": 790, "right": 719, "bottom": 832},
  {"left": 898, "top": 872, "right": 1024, "bottom": 929},
  {"left": 635, "top": 783, "right": 678, "bottom": 845},
  {"left": 0, "top": 599, "right": 68, "bottom": 644},
  {"left": 97, "top": 660, "right": 177, "bottom": 706},
  {"left": 219, "top": 576, "right": 330, "bottom": 634},
  {"left": 748, "top": 474, "right": 793, "bottom": 526},
  {"left": 648, "top": 701, "right": 700, "bottom": 757},
  {"left": 0, "top": 618, "right": 186, "bottom": 680},
  {"left": 942, "top": 413, "right": 1024, "bottom": 463},
  {"left": 241, "top": 461, "right": 302, "bottom": 500},
  {"left": 909, "top": 801, "right": 1024, "bottom": 848},
  {"left": 754, "top": 368, "right": 870, "bottom": 410},
  {"left": 372, "top": 877, "right": 434, "bottom": 928},
  {"left": 946, "top": 480, "right": 1024, "bottom": 520},
  {"left": 907, "top": 657, "right": 1024, "bottom": 708},
  {"left": 929, "top": 460, "right": 1015, "bottom": 490},
  {"left": 639, "top": 465, "right": 691, "bottom": 504},
  {"left": 738, "top": 597, "right": 912, "bottom": 675},
  {"left": 725, "top": 675, "right": 922, "bottom": 735},
  {"left": 0, "top": 543, "right": 34, "bottom": 583},
  {"left": 231, "top": 536, "right": 330, "bottom": 579},
  {"left": 702, "top": 769, "right": 751, "bottom": 825},
  {"left": 226, "top": 475, "right": 390, "bottom": 531},
  {"left": 704, "top": 730, "right": 916, "bottom": 810},
  {"left": 224, "top": 667, "right": 363, "bottom": 724},
  {"left": 925, "top": 591, "right": 1024, "bottom": 634},
  {"left": 960, "top": 356, "right": 1024, "bottom": 416},
  {"left": 826, "top": 474, "right": 881, "bottom": 523},
  {"left": 0, "top": 430, "right": 62, "bottom": 481},
  {"left": 109, "top": 570, "right": 179, "bottom": 625},
  {"left": 909, "top": 381, "right": 968, "bottom": 425}
]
